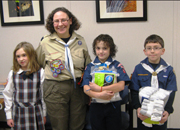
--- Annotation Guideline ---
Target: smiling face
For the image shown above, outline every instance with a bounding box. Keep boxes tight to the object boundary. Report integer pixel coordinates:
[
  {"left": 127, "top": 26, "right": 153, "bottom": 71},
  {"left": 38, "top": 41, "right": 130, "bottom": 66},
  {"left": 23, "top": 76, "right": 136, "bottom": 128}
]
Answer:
[
  {"left": 16, "top": 48, "right": 29, "bottom": 70},
  {"left": 144, "top": 42, "right": 165, "bottom": 64},
  {"left": 53, "top": 11, "right": 72, "bottom": 38},
  {"left": 95, "top": 41, "right": 110, "bottom": 63}
]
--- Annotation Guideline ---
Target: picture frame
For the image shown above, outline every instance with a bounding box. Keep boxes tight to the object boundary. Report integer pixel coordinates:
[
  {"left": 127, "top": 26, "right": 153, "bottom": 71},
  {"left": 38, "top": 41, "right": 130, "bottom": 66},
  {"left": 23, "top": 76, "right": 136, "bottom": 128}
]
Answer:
[
  {"left": 0, "top": 0, "right": 44, "bottom": 26},
  {"left": 96, "top": 0, "right": 147, "bottom": 22}
]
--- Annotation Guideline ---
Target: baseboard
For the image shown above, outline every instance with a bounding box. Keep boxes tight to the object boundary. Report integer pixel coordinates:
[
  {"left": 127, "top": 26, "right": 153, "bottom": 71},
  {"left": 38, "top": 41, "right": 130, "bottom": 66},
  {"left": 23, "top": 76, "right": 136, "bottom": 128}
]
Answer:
[{"left": 132, "top": 128, "right": 179, "bottom": 130}]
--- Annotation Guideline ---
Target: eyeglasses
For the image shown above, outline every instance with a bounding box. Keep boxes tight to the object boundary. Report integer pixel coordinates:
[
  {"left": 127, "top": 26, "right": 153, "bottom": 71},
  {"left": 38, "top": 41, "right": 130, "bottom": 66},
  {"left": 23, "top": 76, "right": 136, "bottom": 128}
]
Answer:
[
  {"left": 53, "top": 19, "right": 69, "bottom": 25},
  {"left": 145, "top": 47, "right": 162, "bottom": 51}
]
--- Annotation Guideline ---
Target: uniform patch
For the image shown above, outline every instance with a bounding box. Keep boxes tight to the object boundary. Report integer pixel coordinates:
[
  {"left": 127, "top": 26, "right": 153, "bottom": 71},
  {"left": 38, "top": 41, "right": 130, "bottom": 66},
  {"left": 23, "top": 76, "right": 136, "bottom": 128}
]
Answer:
[
  {"left": 50, "top": 59, "right": 64, "bottom": 78},
  {"left": 78, "top": 40, "right": 82, "bottom": 45},
  {"left": 138, "top": 74, "right": 148, "bottom": 76},
  {"left": 118, "top": 63, "right": 126, "bottom": 73}
]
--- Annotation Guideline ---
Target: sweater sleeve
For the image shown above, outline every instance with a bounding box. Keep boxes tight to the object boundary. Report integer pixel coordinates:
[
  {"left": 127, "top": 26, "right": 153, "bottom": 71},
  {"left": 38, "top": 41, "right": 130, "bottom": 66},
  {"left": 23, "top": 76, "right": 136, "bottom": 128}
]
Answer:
[
  {"left": 164, "top": 91, "right": 176, "bottom": 115},
  {"left": 130, "top": 89, "right": 141, "bottom": 110}
]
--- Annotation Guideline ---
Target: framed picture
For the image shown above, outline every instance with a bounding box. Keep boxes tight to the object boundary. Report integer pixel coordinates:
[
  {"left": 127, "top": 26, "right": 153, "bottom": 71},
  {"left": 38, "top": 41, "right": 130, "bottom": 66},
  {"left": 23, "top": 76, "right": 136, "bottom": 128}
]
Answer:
[
  {"left": 96, "top": 0, "right": 147, "bottom": 22},
  {"left": 0, "top": 0, "right": 44, "bottom": 26}
]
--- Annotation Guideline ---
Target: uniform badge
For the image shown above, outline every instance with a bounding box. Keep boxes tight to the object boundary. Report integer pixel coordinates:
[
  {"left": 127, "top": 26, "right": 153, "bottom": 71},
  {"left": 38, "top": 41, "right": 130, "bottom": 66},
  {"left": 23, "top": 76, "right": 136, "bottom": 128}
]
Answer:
[
  {"left": 50, "top": 59, "right": 64, "bottom": 78},
  {"left": 78, "top": 41, "right": 82, "bottom": 45},
  {"left": 152, "top": 72, "right": 157, "bottom": 76}
]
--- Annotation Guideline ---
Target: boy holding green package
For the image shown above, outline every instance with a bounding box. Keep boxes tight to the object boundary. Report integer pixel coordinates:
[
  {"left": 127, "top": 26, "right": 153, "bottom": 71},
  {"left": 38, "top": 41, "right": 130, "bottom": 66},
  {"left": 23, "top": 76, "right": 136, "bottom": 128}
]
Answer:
[{"left": 82, "top": 34, "right": 130, "bottom": 130}]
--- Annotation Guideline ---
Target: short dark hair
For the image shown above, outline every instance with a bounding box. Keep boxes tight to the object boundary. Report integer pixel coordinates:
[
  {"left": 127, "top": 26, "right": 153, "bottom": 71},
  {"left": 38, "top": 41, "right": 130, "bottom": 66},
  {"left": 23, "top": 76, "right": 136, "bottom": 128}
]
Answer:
[
  {"left": 45, "top": 7, "right": 81, "bottom": 34},
  {"left": 92, "top": 34, "right": 117, "bottom": 58},
  {"left": 144, "top": 34, "right": 164, "bottom": 48}
]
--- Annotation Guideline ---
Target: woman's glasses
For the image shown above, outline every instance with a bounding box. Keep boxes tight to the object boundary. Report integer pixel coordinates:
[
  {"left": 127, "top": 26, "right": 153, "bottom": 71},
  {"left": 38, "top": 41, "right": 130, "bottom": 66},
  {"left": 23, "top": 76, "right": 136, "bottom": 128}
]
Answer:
[{"left": 53, "top": 19, "right": 69, "bottom": 25}]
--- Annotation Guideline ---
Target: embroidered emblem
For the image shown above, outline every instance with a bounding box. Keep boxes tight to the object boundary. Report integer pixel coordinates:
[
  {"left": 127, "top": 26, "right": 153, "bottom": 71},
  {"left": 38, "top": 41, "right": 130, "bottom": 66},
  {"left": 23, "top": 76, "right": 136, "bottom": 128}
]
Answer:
[
  {"left": 164, "top": 68, "right": 167, "bottom": 72},
  {"left": 50, "top": 59, "right": 64, "bottom": 78},
  {"left": 152, "top": 72, "right": 157, "bottom": 76},
  {"left": 78, "top": 41, "right": 82, "bottom": 45},
  {"left": 118, "top": 63, "right": 126, "bottom": 73}
]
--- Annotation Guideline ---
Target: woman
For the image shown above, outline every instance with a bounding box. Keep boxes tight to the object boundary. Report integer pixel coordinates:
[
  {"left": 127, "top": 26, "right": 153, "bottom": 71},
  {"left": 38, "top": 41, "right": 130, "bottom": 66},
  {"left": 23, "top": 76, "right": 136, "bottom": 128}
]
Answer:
[{"left": 36, "top": 7, "right": 91, "bottom": 130}]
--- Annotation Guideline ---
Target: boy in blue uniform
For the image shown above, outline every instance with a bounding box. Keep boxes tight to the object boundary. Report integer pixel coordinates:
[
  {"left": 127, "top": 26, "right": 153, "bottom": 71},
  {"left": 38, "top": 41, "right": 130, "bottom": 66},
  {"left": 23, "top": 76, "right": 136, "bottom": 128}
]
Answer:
[
  {"left": 129, "top": 34, "right": 177, "bottom": 130},
  {"left": 82, "top": 34, "right": 130, "bottom": 130}
]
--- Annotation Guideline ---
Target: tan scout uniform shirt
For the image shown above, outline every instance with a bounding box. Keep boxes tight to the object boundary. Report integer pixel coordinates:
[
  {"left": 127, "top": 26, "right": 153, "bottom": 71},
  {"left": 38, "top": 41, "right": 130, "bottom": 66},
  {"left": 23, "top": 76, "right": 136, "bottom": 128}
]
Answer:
[{"left": 36, "top": 32, "right": 91, "bottom": 81}]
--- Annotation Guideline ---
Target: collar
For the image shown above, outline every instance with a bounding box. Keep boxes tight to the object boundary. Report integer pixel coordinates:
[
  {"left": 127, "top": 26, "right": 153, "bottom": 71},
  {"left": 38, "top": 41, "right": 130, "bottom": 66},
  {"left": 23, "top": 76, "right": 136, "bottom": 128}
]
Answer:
[
  {"left": 17, "top": 69, "right": 24, "bottom": 74},
  {"left": 93, "top": 56, "right": 113, "bottom": 64},
  {"left": 141, "top": 57, "right": 169, "bottom": 67},
  {"left": 50, "top": 31, "right": 79, "bottom": 41}
]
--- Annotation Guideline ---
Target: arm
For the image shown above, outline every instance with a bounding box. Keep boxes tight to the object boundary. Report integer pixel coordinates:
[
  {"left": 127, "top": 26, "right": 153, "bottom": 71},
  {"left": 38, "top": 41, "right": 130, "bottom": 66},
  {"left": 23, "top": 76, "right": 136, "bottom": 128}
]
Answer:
[
  {"left": 89, "top": 81, "right": 125, "bottom": 93},
  {"left": 3, "top": 70, "right": 14, "bottom": 120},
  {"left": 164, "top": 91, "right": 176, "bottom": 114},
  {"left": 83, "top": 49, "right": 91, "bottom": 69},
  {"left": 83, "top": 85, "right": 114, "bottom": 100}
]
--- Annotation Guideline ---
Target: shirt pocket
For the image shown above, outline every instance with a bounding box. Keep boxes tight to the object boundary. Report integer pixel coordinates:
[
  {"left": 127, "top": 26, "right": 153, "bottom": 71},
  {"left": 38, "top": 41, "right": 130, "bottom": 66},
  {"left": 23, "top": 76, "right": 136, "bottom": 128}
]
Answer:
[
  {"left": 158, "top": 76, "right": 168, "bottom": 88},
  {"left": 73, "top": 50, "right": 85, "bottom": 68},
  {"left": 138, "top": 76, "right": 150, "bottom": 87},
  {"left": 45, "top": 52, "right": 63, "bottom": 62}
]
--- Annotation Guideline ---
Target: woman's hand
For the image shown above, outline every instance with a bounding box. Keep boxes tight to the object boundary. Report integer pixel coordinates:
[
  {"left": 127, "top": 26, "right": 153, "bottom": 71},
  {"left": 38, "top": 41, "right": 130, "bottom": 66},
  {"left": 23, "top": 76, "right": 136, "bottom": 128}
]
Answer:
[
  {"left": 89, "top": 82, "right": 101, "bottom": 92},
  {"left": 98, "top": 90, "right": 114, "bottom": 100},
  {"left": 137, "top": 108, "right": 149, "bottom": 121},
  {"left": 7, "top": 119, "right": 14, "bottom": 127},
  {"left": 159, "top": 111, "right": 169, "bottom": 124}
]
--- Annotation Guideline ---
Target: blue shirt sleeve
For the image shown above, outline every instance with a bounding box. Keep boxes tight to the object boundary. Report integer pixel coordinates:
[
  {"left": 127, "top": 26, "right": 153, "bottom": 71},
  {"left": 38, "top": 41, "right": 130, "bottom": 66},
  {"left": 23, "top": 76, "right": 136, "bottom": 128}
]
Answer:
[
  {"left": 113, "top": 61, "right": 131, "bottom": 85},
  {"left": 163, "top": 66, "right": 177, "bottom": 91},
  {"left": 81, "top": 64, "right": 92, "bottom": 87}
]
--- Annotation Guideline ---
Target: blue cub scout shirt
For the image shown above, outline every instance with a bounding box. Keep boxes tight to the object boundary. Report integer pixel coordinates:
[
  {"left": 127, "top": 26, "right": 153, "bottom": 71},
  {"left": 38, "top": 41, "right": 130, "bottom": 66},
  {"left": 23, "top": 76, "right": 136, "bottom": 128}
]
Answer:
[
  {"left": 81, "top": 56, "right": 130, "bottom": 87},
  {"left": 129, "top": 57, "right": 177, "bottom": 91}
]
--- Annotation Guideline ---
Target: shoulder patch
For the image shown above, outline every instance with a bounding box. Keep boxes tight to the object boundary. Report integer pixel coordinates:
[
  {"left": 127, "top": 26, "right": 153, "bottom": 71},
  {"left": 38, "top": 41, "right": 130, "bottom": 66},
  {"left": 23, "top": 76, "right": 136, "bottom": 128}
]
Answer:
[
  {"left": 40, "top": 37, "right": 44, "bottom": 41},
  {"left": 40, "top": 35, "right": 48, "bottom": 41}
]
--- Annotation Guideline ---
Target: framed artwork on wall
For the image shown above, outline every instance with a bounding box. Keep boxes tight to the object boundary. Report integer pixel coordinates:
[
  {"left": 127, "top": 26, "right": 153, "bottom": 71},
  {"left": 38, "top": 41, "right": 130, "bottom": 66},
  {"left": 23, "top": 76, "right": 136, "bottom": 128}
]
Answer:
[
  {"left": 0, "top": 0, "right": 44, "bottom": 26},
  {"left": 96, "top": 0, "right": 147, "bottom": 22}
]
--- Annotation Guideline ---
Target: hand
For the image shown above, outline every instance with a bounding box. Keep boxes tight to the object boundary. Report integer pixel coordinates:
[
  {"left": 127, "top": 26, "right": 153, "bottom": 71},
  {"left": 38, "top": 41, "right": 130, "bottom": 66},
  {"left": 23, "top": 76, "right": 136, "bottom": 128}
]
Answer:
[
  {"left": 137, "top": 108, "right": 149, "bottom": 121},
  {"left": 89, "top": 82, "right": 101, "bottom": 92},
  {"left": 98, "top": 90, "right": 114, "bottom": 100},
  {"left": 159, "top": 111, "right": 169, "bottom": 124},
  {"left": 44, "top": 117, "right": 46, "bottom": 124},
  {"left": 7, "top": 119, "right": 14, "bottom": 128}
]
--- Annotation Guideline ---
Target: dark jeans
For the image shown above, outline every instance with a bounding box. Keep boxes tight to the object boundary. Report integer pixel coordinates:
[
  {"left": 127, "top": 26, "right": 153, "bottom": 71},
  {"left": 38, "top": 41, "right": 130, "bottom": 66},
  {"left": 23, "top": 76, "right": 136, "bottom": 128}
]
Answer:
[{"left": 90, "top": 101, "right": 121, "bottom": 130}]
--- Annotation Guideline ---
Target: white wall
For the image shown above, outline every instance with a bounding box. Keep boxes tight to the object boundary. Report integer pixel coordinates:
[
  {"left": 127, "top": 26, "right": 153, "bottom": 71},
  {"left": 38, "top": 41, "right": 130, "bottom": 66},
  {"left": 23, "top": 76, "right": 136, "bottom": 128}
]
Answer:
[{"left": 0, "top": 1, "right": 179, "bottom": 128}]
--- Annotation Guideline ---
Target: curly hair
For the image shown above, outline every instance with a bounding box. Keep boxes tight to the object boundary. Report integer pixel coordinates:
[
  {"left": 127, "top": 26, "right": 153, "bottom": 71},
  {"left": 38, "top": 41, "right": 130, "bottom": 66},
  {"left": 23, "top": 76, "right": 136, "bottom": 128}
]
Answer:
[
  {"left": 45, "top": 7, "right": 81, "bottom": 34},
  {"left": 144, "top": 34, "right": 164, "bottom": 48},
  {"left": 92, "top": 34, "right": 117, "bottom": 58},
  {"left": 13, "top": 42, "right": 40, "bottom": 74}
]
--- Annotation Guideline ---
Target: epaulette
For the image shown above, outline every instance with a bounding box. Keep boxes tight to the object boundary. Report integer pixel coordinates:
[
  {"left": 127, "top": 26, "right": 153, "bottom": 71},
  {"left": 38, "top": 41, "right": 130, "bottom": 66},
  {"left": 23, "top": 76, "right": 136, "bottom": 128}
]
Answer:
[{"left": 40, "top": 35, "right": 48, "bottom": 41}]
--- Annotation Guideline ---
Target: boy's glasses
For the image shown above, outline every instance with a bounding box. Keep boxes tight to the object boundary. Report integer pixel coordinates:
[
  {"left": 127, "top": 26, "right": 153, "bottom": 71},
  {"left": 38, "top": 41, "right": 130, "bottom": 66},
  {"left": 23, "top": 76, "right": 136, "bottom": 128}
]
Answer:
[
  {"left": 145, "top": 47, "right": 162, "bottom": 51},
  {"left": 53, "top": 19, "right": 69, "bottom": 25}
]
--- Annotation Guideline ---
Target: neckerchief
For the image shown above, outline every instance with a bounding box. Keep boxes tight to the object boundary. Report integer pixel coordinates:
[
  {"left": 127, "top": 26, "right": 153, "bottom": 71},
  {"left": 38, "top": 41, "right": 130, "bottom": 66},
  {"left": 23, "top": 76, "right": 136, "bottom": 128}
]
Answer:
[
  {"left": 141, "top": 63, "right": 169, "bottom": 88},
  {"left": 55, "top": 37, "right": 76, "bottom": 87},
  {"left": 91, "top": 56, "right": 113, "bottom": 66}
]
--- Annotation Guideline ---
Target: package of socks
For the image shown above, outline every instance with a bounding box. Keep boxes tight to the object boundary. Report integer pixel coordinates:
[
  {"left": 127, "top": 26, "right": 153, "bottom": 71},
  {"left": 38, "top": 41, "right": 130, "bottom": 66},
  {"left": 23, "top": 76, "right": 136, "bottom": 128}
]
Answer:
[
  {"left": 139, "top": 87, "right": 172, "bottom": 126},
  {"left": 90, "top": 63, "right": 121, "bottom": 103}
]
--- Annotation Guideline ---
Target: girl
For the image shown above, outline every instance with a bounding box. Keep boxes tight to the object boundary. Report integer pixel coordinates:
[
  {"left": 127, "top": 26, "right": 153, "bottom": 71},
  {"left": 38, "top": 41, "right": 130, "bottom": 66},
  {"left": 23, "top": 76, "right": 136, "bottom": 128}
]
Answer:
[
  {"left": 82, "top": 34, "right": 130, "bottom": 130},
  {"left": 3, "top": 42, "right": 46, "bottom": 130}
]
